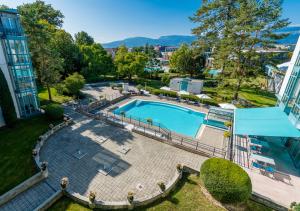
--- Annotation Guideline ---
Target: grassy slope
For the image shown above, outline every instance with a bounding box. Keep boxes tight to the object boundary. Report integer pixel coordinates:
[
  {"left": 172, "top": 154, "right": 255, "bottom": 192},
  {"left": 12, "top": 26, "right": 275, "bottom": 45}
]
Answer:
[{"left": 0, "top": 115, "right": 52, "bottom": 195}]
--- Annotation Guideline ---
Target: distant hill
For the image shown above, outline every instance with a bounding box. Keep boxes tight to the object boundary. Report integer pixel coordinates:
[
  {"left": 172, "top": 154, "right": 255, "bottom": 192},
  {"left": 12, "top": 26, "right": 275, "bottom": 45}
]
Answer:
[
  {"left": 102, "top": 26, "right": 300, "bottom": 48},
  {"left": 275, "top": 26, "right": 300, "bottom": 44},
  {"left": 102, "top": 35, "right": 196, "bottom": 48}
]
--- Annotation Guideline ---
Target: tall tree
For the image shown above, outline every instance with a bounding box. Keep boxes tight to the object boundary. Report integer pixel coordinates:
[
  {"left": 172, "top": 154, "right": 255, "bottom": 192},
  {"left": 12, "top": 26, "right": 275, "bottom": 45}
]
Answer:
[
  {"left": 18, "top": 0, "right": 64, "bottom": 74},
  {"left": 80, "top": 43, "right": 114, "bottom": 80},
  {"left": 75, "top": 31, "right": 94, "bottom": 46},
  {"left": 170, "top": 44, "right": 199, "bottom": 77},
  {"left": 114, "top": 46, "right": 148, "bottom": 81},
  {"left": 51, "top": 29, "right": 81, "bottom": 77},
  {"left": 191, "top": 0, "right": 289, "bottom": 99}
]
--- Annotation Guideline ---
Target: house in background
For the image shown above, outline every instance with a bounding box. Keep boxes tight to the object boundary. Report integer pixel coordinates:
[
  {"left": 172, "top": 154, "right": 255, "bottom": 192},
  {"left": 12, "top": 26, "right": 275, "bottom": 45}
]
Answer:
[
  {"left": 0, "top": 9, "right": 39, "bottom": 126},
  {"left": 169, "top": 78, "right": 203, "bottom": 94}
]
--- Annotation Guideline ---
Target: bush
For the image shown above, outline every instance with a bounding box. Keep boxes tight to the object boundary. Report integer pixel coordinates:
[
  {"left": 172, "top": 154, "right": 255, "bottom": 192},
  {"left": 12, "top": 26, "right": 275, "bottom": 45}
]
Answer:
[
  {"left": 180, "top": 94, "right": 219, "bottom": 106},
  {"left": 63, "top": 72, "right": 85, "bottom": 96},
  {"left": 42, "top": 103, "right": 64, "bottom": 120},
  {"left": 200, "top": 158, "right": 252, "bottom": 204},
  {"left": 161, "top": 73, "right": 171, "bottom": 85},
  {"left": 151, "top": 89, "right": 178, "bottom": 98}
]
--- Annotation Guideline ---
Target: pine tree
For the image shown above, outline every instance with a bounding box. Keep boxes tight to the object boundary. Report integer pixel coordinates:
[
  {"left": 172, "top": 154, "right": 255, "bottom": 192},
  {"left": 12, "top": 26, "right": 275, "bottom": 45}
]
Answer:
[{"left": 191, "top": 0, "right": 289, "bottom": 99}]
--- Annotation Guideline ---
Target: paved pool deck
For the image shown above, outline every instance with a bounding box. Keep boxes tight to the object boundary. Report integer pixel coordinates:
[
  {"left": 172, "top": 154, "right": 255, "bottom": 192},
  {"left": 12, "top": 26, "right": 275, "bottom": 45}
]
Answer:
[{"left": 40, "top": 112, "right": 207, "bottom": 202}]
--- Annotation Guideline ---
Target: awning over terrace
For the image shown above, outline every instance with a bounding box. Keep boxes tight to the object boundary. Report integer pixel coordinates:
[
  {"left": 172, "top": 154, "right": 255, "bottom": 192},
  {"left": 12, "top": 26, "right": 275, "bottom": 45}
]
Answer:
[{"left": 234, "top": 107, "right": 300, "bottom": 138}]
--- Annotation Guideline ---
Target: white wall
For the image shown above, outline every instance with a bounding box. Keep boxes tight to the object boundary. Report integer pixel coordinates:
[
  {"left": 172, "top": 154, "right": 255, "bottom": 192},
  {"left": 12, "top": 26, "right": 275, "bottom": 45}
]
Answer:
[
  {"left": 169, "top": 78, "right": 181, "bottom": 91},
  {"left": 187, "top": 81, "right": 203, "bottom": 94},
  {"left": 278, "top": 36, "right": 300, "bottom": 99},
  {"left": 0, "top": 41, "right": 21, "bottom": 118}
]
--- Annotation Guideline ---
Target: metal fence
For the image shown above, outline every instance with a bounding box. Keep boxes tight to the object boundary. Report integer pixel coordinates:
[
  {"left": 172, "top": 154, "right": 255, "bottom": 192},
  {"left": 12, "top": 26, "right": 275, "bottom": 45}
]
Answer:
[{"left": 100, "top": 112, "right": 226, "bottom": 158}]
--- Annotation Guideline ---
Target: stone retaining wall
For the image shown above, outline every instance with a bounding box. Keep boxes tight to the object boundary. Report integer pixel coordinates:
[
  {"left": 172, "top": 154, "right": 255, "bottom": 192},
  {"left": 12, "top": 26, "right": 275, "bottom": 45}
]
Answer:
[
  {"left": 251, "top": 192, "right": 288, "bottom": 211},
  {"left": 65, "top": 169, "right": 182, "bottom": 210}
]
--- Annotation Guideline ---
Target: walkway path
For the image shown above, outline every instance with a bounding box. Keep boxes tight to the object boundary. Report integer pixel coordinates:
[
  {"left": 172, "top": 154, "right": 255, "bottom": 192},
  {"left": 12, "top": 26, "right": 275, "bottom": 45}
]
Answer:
[{"left": 0, "top": 180, "right": 56, "bottom": 211}]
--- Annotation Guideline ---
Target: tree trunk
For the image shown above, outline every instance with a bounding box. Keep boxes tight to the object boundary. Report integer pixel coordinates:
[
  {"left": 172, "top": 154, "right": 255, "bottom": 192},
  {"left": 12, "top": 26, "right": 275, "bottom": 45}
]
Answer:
[
  {"left": 47, "top": 84, "right": 52, "bottom": 101},
  {"left": 233, "top": 78, "right": 242, "bottom": 100}
]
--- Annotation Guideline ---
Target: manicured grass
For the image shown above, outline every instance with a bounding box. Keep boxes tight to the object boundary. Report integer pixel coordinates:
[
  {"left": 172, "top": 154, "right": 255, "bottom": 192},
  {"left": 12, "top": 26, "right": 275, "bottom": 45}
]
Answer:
[
  {"left": 38, "top": 87, "right": 72, "bottom": 105},
  {"left": 0, "top": 115, "right": 53, "bottom": 195}
]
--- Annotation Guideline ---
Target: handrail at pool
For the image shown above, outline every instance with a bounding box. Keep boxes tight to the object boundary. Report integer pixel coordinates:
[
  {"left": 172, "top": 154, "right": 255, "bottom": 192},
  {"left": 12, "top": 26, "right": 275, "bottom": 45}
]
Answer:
[{"left": 103, "top": 112, "right": 226, "bottom": 158}]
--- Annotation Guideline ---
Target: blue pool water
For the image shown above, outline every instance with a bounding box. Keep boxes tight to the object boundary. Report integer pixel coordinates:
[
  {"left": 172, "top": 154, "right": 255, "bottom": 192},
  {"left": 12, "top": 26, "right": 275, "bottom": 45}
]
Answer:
[{"left": 114, "top": 100, "right": 206, "bottom": 137}]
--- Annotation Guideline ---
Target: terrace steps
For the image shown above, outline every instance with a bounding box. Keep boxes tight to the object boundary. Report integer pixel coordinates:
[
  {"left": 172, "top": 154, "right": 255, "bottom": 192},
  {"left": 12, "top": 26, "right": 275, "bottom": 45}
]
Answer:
[{"left": 0, "top": 179, "right": 57, "bottom": 211}]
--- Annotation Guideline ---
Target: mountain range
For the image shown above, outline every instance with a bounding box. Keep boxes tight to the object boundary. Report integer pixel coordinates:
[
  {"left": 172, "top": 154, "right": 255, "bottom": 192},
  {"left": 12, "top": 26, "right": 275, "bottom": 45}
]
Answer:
[{"left": 102, "top": 26, "right": 300, "bottom": 48}]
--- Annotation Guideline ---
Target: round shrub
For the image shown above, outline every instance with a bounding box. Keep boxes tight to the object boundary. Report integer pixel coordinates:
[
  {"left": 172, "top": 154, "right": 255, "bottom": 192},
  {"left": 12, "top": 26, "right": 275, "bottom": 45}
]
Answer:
[
  {"left": 200, "top": 158, "right": 252, "bottom": 204},
  {"left": 43, "top": 103, "right": 64, "bottom": 120}
]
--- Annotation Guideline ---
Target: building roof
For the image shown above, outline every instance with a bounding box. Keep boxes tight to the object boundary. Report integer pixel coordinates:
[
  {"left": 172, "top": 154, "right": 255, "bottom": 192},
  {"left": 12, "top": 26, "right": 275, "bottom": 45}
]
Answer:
[
  {"left": 0, "top": 9, "right": 18, "bottom": 14},
  {"left": 234, "top": 107, "right": 300, "bottom": 137}
]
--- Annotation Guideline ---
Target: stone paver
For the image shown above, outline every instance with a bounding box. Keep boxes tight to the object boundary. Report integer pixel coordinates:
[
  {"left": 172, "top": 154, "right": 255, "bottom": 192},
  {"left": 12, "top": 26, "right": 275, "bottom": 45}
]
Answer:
[
  {"left": 40, "top": 116, "right": 207, "bottom": 202},
  {"left": 0, "top": 181, "right": 55, "bottom": 211}
]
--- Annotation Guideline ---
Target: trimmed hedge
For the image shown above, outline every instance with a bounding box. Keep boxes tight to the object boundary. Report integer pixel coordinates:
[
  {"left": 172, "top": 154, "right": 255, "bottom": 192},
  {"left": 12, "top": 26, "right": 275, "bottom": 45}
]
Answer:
[
  {"left": 150, "top": 89, "right": 178, "bottom": 98},
  {"left": 200, "top": 158, "right": 252, "bottom": 204},
  {"left": 180, "top": 94, "right": 219, "bottom": 106},
  {"left": 42, "top": 103, "right": 64, "bottom": 120}
]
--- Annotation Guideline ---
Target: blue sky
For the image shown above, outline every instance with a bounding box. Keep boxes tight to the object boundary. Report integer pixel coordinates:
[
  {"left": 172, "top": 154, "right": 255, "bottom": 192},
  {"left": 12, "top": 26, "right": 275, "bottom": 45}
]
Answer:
[{"left": 3, "top": 0, "right": 300, "bottom": 43}]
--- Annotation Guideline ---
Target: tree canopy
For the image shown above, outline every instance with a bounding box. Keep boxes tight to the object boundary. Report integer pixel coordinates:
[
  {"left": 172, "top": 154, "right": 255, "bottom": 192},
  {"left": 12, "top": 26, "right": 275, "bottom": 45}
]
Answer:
[
  {"left": 170, "top": 44, "right": 203, "bottom": 77},
  {"left": 75, "top": 31, "right": 94, "bottom": 46},
  {"left": 80, "top": 43, "right": 114, "bottom": 80},
  {"left": 191, "top": 0, "right": 289, "bottom": 99},
  {"left": 114, "top": 46, "right": 148, "bottom": 81}
]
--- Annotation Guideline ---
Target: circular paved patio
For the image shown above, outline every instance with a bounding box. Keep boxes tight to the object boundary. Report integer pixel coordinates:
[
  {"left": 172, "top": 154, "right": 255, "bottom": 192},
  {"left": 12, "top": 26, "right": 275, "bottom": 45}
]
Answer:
[{"left": 40, "top": 116, "right": 206, "bottom": 202}]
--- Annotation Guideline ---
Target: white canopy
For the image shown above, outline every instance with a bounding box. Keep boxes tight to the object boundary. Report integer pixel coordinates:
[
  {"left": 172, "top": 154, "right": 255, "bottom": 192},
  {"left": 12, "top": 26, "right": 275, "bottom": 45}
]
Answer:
[
  {"left": 196, "top": 94, "right": 211, "bottom": 99},
  {"left": 160, "top": 86, "right": 171, "bottom": 91},
  {"left": 218, "top": 103, "right": 237, "bottom": 110}
]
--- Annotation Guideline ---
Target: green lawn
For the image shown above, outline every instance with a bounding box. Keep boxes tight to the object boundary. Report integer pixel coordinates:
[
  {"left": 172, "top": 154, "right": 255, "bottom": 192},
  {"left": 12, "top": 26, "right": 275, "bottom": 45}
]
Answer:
[
  {"left": 0, "top": 115, "right": 53, "bottom": 195},
  {"left": 38, "top": 87, "right": 72, "bottom": 105},
  {"left": 48, "top": 174, "right": 270, "bottom": 211}
]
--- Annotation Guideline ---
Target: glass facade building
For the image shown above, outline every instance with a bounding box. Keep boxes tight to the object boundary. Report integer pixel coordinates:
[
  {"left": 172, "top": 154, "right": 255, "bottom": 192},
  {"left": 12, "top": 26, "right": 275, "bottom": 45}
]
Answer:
[
  {"left": 277, "top": 36, "right": 300, "bottom": 168},
  {"left": 0, "top": 9, "right": 39, "bottom": 118}
]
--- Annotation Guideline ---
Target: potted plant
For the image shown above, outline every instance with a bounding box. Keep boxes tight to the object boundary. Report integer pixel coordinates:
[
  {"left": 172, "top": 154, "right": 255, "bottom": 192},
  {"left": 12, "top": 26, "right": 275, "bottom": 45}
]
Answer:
[
  {"left": 60, "top": 177, "right": 69, "bottom": 190},
  {"left": 41, "top": 161, "right": 47, "bottom": 171},
  {"left": 176, "top": 163, "right": 183, "bottom": 172},
  {"left": 120, "top": 111, "right": 126, "bottom": 118},
  {"left": 146, "top": 118, "right": 153, "bottom": 126},
  {"left": 224, "top": 121, "right": 232, "bottom": 128},
  {"left": 127, "top": 191, "right": 134, "bottom": 203},
  {"left": 32, "top": 149, "right": 37, "bottom": 157},
  {"left": 157, "top": 181, "right": 166, "bottom": 192},
  {"left": 224, "top": 131, "right": 231, "bottom": 138},
  {"left": 89, "top": 191, "right": 96, "bottom": 203}
]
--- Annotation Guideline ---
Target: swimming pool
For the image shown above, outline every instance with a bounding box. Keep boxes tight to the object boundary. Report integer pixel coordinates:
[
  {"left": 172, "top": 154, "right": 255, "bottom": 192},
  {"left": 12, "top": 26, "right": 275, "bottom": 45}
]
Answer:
[{"left": 113, "top": 100, "right": 206, "bottom": 137}]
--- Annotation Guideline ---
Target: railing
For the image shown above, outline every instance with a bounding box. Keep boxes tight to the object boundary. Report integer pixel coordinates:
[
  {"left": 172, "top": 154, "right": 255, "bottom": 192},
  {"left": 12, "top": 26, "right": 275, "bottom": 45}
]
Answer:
[{"left": 100, "top": 112, "right": 226, "bottom": 158}]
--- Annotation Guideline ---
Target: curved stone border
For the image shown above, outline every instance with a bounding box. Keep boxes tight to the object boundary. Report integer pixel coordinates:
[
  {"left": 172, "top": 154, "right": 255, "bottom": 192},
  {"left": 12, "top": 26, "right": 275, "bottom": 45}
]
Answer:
[
  {"left": 64, "top": 168, "right": 183, "bottom": 210},
  {"left": 0, "top": 117, "right": 72, "bottom": 208},
  {"left": 33, "top": 117, "right": 73, "bottom": 170}
]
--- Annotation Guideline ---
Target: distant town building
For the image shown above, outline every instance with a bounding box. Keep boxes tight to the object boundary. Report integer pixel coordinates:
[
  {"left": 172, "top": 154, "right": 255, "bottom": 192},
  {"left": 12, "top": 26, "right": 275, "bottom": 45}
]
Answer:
[{"left": 0, "top": 9, "right": 39, "bottom": 126}]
